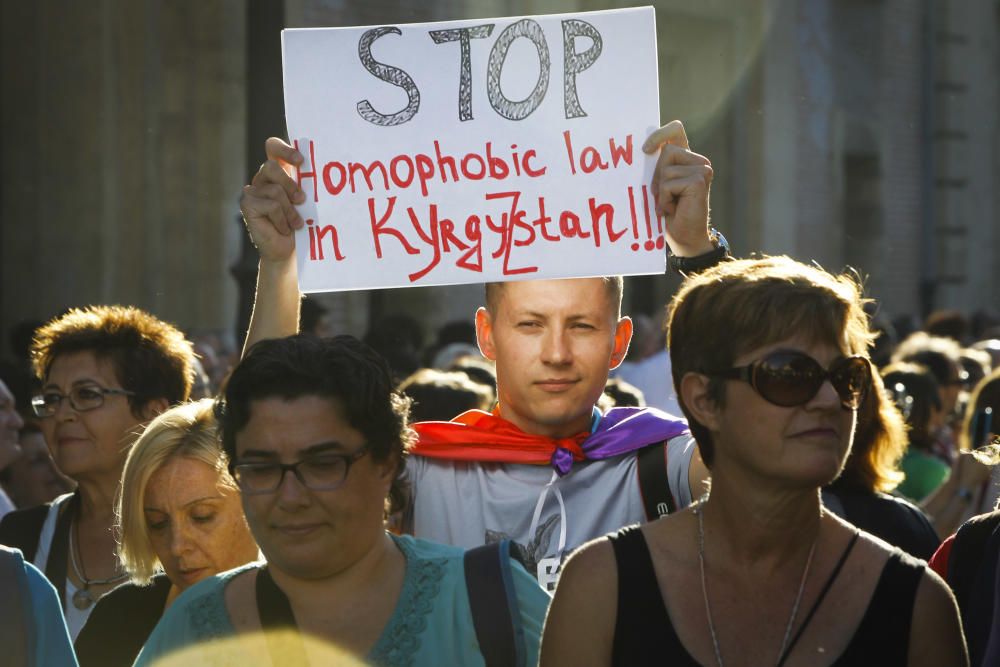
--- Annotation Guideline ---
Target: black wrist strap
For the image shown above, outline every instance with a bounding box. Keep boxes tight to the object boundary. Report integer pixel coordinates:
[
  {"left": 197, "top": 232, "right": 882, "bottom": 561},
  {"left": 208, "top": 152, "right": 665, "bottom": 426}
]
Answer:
[{"left": 668, "top": 244, "right": 730, "bottom": 275}]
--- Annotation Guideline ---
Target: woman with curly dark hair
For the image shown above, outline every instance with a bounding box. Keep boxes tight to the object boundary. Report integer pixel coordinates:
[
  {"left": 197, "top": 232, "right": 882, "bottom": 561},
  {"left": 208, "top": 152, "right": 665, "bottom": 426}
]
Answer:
[{"left": 0, "top": 305, "right": 194, "bottom": 640}]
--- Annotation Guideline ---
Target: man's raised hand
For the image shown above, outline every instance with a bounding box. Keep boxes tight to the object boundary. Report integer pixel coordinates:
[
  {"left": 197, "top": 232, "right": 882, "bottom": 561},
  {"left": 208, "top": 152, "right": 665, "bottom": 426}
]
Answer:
[
  {"left": 240, "top": 138, "right": 307, "bottom": 263},
  {"left": 642, "top": 120, "right": 714, "bottom": 257}
]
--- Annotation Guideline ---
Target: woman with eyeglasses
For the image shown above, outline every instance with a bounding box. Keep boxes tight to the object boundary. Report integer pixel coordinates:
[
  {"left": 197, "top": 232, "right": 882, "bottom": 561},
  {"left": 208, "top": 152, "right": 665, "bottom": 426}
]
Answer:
[
  {"left": 541, "top": 257, "right": 967, "bottom": 667},
  {"left": 74, "top": 398, "right": 259, "bottom": 667},
  {"left": 135, "top": 334, "right": 548, "bottom": 666},
  {"left": 0, "top": 305, "right": 194, "bottom": 640}
]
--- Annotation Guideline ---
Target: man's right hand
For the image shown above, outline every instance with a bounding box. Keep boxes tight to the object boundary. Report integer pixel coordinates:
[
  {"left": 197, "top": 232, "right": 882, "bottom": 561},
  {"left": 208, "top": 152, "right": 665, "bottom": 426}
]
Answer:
[
  {"left": 239, "top": 138, "right": 309, "bottom": 356},
  {"left": 240, "top": 138, "right": 307, "bottom": 264}
]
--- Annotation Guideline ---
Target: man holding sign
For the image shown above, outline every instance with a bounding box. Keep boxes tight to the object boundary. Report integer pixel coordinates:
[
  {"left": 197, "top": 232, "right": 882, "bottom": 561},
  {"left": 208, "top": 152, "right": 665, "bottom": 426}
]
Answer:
[
  {"left": 241, "top": 120, "right": 715, "bottom": 586},
  {"left": 240, "top": 9, "right": 719, "bottom": 589}
]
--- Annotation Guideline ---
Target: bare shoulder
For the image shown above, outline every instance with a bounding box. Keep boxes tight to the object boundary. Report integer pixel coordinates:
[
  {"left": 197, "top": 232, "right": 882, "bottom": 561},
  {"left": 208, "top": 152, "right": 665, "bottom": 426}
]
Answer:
[
  {"left": 824, "top": 510, "right": 896, "bottom": 565},
  {"left": 641, "top": 508, "right": 699, "bottom": 562},
  {"left": 908, "top": 568, "right": 968, "bottom": 667},
  {"left": 540, "top": 534, "right": 621, "bottom": 667},
  {"left": 557, "top": 533, "right": 619, "bottom": 595}
]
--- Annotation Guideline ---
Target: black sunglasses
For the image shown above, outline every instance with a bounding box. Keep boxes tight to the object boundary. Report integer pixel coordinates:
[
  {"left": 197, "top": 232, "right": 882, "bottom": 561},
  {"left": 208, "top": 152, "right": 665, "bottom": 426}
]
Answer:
[{"left": 711, "top": 351, "right": 872, "bottom": 410}]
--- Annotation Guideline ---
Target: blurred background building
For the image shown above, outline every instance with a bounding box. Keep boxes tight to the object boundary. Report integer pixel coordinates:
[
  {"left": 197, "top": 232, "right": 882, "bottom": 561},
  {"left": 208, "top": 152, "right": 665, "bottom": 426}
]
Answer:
[{"left": 2, "top": 0, "right": 998, "bottom": 350}]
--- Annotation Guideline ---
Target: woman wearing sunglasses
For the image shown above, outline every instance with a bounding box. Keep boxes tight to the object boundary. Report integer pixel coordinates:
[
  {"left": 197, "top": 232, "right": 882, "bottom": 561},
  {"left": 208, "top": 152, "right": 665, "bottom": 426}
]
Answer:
[
  {"left": 0, "top": 305, "right": 194, "bottom": 640},
  {"left": 136, "top": 335, "right": 548, "bottom": 666},
  {"left": 541, "top": 256, "right": 967, "bottom": 666}
]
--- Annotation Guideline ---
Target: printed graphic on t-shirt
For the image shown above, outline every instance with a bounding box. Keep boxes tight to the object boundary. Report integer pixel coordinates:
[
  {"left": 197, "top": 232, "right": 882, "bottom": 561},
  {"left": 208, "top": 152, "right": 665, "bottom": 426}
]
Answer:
[{"left": 486, "top": 515, "right": 566, "bottom": 590}]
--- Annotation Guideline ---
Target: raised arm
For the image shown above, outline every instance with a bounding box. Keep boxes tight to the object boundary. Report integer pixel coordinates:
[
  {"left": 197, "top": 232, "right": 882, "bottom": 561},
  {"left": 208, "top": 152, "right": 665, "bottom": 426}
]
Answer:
[
  {"left": 239, "top": 138, "right": 308, "bottom": 356},
  {"left": 642, "top": 120, "right": 716, "bottom": 258},
  {"left": 920, "top": 450, "right": 991, "bottom": 539}
]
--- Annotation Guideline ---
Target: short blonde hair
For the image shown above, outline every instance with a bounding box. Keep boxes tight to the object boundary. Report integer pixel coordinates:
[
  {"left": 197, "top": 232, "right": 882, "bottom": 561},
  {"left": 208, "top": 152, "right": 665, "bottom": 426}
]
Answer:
[{"left": 116, "top": 399, "right": 235, "bottom": 585}]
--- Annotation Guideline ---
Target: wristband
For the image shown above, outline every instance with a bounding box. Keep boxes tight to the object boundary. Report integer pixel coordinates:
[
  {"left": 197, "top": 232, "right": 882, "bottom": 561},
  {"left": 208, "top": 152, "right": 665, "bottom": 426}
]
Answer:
[{"left": 668, "top": 229, "right": 730, "bottom": 275}]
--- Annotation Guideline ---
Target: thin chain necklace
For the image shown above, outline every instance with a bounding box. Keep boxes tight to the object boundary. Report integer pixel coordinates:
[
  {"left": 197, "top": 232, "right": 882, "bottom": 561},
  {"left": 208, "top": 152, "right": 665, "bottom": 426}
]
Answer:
[
  {"left": 69, "top": 517, "right": 128, "bottom": 610},
  {"left": 696, "top": 504, "right": 817, "bottom": 667}
]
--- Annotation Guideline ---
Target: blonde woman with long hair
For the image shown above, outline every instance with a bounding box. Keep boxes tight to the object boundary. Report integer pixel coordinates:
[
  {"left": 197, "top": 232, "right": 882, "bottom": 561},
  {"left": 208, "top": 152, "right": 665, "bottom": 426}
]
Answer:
[{"left": 74, "top": 399, "right": 258, "bottom": 667}]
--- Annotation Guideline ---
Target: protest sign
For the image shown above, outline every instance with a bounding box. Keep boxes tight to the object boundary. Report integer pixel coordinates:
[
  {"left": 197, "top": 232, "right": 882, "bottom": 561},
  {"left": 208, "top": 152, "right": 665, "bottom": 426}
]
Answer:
[{"left": 282, "top": 7, "right": 662, "bottom": 292}]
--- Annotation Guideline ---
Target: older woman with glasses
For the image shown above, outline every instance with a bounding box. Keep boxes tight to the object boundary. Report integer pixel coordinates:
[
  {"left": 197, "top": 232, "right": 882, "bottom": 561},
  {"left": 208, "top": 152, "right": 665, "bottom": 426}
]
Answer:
[
  {"left": 74, "top": 398, "right": 259, "bottom": 667},
  {"left": 0, "top": 306, "right": 194, "bottom": 640},
  {"left": 136, "top": 334, "right": 548, "bottom": 667},
  {"left": 541, "top": 257, "right": 967, "bottom": 667}
]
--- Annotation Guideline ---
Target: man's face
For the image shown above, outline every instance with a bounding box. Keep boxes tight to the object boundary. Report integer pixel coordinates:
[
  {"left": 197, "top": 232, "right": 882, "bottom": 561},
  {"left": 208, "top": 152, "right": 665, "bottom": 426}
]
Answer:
[
  {"left": 0, "top": 380, "right": 24, "bottom": 470},
  {"left": 476, "top": 278, "right": 632, "bottom": 438}
]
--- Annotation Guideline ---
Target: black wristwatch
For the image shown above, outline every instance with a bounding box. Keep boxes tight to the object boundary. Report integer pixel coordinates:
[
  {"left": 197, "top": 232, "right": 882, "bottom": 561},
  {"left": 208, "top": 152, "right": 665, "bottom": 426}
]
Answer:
[{"left": 668, "top": 229, "right": 730, "bottom": 275}]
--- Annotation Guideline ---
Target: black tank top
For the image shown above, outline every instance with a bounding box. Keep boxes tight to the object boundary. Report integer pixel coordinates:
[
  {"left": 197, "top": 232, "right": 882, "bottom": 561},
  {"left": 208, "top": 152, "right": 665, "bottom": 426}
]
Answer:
[{"left": 609, "top": 525, "right": 925, "bottom": 666}]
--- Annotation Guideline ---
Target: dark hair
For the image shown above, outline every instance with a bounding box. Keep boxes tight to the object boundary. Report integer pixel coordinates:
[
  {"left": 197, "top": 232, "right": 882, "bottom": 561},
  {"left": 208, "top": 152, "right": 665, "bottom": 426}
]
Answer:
[
  {"left": 892, "top": 332, "right": 962, "bottom": 387},
  {"left": 603, "top": 378, "right": 645, "bottom": 408},
  {"left": 450, "top": 357, "right": 497, "bottom": 392},
  {"left": 397, "top": 369, "right": 492, "bottom": 422},
  {"left": 881, "top": 362, "right": 942, "bottom": 452},
  {"left": 31, "top": 305, "right": 194, "bottom": 416},
  {"left": 217, "top": 334, "right": 413, "bottom": 515},
  {"left": 962, "top": 368, "right": 1000, "bottom": 450},
  {"left": 924, "top": 310, "right": 968, "bottom": 343}
]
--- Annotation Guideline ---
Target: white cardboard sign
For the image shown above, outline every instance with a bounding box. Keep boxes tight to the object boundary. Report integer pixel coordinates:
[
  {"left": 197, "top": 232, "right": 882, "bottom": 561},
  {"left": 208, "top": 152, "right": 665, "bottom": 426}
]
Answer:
[{"left": 282, "top": 7, "right": 663, "bottom": 293}]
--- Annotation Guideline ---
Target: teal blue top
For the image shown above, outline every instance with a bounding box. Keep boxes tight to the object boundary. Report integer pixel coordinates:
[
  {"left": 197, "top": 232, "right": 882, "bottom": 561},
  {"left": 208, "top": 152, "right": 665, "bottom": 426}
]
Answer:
[
  {"left": 135, "top": 534, "right": 549, "bottom": 666},
  {"left": 24, "top": 558, "right": 79, "bottom": 667}
]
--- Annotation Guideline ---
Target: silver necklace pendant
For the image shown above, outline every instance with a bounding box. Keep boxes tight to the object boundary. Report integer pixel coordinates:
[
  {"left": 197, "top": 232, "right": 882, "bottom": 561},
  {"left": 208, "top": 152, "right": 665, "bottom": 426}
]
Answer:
[{"left": 72, "top": 586, "right": 94, "bottom": 610}]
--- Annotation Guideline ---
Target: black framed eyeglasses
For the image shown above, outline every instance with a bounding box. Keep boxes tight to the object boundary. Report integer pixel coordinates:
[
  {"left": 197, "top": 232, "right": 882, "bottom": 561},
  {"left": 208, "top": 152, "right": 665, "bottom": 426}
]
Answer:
[
  {"left": 31, "top": 385, "right": 136, "bottom": 418},
  {"left": 232, "top": 445, "right": 370, "bottom": 495},
  {"left": 711, "top": 351, "right": 872, "bottom": 410}
]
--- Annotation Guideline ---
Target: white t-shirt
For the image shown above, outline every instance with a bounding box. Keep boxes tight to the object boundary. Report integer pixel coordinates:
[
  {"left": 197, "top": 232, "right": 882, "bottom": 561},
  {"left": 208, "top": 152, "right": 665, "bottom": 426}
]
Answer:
[
  {"left": 406, "top": 434, "right": 696, "bottom": 590},
  {"left": 613, "top": 349, "right": 683, "bottom": 417},
  {"left": 0, "top": 487, "right": 15, "bottom": 521},
  {"left": 32, "top": 492, "right": 93, "bottom": 640}
]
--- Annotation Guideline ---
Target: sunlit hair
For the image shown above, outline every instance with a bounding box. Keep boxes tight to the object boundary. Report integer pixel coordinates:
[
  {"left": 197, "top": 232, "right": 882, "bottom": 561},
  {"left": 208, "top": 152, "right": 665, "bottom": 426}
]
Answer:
[
  {"left": 397, "top": 368, "right": 493, "bottom": 422},
  {"left": 666, "top": 256, "right": 875, "bottom": 468},
  {"left": 116, "top": 399, "right": 236, "bottom": 585},
  {"left": 31, "top": 305, "right": 195, "bottom": 416},
  {"left": 217, "top": 335, "right": 414, "bottom": 516},
  {"left": 839, "top": 371, "right": 906, "bottom": 493},
  {"left": 962, "top": 367, "right": 1000, "bottom": 452},
  {"left": 484, "top": 277, "right": 624, "bottom": 318},
  {"left": 891, "top": 331, "right": 963, "bottom": 387}
]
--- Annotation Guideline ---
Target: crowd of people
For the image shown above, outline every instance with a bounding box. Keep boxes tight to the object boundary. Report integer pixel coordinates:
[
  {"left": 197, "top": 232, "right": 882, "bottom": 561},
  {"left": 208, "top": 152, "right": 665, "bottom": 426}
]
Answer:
[{"left": 0, "top": 120, "right": 998, "bottom": 666}]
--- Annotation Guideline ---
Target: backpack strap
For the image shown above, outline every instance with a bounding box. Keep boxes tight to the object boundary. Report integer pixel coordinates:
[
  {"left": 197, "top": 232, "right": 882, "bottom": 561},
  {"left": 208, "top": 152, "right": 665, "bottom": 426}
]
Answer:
[
  {"left": 0, "top": 503, "right": 50, "bottom": 561},
  {"left": 0, "top": 547, "right": 32, "bottom": 666},
  {"left": 464, "top": 540, "right": 525, "bottom": 667},
  {"left": 637, "top": 441, "right": 675, "bottom": 521}
]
